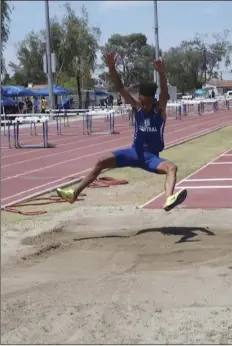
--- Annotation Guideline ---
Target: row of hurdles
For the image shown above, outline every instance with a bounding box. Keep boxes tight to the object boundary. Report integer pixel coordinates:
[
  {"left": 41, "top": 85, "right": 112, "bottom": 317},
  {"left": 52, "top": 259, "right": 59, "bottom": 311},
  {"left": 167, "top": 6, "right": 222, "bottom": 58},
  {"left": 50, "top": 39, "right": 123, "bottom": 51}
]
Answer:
[
  {"left": 166, "top": 98, "right": 231, "bottom": 119},
  {"left": 1, "top": 98, "right": 231, "bottom": 149},
  {"left": 1, "top": 106, "right": 133, "bottom": 149}
]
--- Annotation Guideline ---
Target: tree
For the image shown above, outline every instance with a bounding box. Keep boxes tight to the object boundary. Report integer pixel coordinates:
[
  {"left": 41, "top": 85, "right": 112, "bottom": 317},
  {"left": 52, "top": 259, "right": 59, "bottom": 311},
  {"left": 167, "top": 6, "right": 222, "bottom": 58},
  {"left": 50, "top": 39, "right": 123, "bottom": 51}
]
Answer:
[
  {"left": 163, "top": 41, "right": 204, "bottom": 93},
  {"left": 163, "top": 30, "right": 232, "bottom": 93},
  {"left": 40, "top": 16, "right": 66, "bottom": 85},
  {"left": 61, "top": 3, "right": 101, "bottom": 107},
  {"left": 1, "top": 0, "right": 12, "bottom": 73},
  {"left": 102, "top": 33, "right": 155, "bottom": 88},
  {"left": 12, "top": 31, "right": 47, "bottom": 85},
  {"left": 8, "top": 3, "right": 100, "bottom": 99},
  {"left": 197, "top": 30, "right": 232, "bottom": 80}
]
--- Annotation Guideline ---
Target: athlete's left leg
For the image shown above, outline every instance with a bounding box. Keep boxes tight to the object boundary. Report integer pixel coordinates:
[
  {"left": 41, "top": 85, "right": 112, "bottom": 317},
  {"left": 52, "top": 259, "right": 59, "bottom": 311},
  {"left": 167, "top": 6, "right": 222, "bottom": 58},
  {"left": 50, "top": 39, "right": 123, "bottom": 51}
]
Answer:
[{"left": 147, "top": 155, "right": 187, "bottom": 211}]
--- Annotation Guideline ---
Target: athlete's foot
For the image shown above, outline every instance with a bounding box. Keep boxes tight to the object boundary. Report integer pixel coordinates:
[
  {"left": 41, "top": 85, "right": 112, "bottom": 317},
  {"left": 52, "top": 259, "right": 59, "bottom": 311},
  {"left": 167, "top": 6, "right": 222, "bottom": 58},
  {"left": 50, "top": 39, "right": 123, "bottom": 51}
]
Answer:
[
  {"left": 163, "top": 189, "right": 187, "bottom": 212},
  {"left": 56, "top": 188, "right": 77, "bottom": 204}
]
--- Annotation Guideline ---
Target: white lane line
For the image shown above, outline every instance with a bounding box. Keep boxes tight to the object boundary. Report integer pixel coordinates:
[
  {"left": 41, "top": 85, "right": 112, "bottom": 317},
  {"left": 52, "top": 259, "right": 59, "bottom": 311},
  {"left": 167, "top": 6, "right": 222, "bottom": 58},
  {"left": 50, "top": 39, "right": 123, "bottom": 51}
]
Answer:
[
  {"left": 187, "top": 178, "right": 232, "bottom": 181},
  {"left": 2, "top": 121, "right": 202, "bottom": 168},
  {"left": 210, "top": 162, "right": 232, "bottom": 165},
  {"left": 175, "top": 186, "right": 232, "bottom": 189},
  {"left": 2, "top": 115, "right": 232, "bottom": 160},
  {"left": 4, "top": 124, "right": 229, "bottom": 182},
  {"left": 2, "top": 126, "right": 232, "bottom": 205},
  {"left": 1, "top": 116, "right": 183, "bottom": 158},
  {"left": 139, "top": 147, "right": 232, "bottom": 208}
]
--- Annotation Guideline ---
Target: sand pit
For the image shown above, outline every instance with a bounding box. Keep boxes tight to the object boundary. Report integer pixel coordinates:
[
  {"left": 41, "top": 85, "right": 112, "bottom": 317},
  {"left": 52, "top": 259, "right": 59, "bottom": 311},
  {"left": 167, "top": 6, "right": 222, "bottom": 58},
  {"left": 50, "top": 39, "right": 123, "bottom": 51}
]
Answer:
[{"left": 1, "top": 206, "right": 232, "bottom": 344}]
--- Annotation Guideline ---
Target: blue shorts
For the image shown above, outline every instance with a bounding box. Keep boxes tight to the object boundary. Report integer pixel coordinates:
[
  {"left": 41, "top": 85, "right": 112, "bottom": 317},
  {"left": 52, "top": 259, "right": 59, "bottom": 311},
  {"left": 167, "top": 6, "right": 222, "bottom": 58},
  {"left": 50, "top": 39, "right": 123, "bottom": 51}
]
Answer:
[{"left": 112, "top": 147, "right": 166, "bottom": 173}]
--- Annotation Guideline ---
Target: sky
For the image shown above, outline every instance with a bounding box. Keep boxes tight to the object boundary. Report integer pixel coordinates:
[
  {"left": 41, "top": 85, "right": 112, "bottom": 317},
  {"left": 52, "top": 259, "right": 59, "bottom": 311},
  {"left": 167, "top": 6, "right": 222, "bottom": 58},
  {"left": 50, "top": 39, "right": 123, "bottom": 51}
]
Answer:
[{"left": 4, "top": 0, "right": 232, "bottom": 79}]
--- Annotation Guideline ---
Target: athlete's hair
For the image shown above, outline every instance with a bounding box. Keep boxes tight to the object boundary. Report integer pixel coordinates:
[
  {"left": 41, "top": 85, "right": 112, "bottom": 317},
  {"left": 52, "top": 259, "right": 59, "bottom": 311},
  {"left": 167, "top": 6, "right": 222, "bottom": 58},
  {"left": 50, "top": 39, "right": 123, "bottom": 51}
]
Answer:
[{"left": 139, "top": 82, "right": 158, "bottom": 97}]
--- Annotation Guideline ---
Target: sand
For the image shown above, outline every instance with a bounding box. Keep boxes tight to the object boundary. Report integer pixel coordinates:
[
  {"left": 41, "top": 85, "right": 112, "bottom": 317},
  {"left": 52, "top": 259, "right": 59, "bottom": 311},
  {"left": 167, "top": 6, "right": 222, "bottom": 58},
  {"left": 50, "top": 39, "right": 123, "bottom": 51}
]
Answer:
[{"left": 1, "top": 206, "right": 232, "bottom": 344}]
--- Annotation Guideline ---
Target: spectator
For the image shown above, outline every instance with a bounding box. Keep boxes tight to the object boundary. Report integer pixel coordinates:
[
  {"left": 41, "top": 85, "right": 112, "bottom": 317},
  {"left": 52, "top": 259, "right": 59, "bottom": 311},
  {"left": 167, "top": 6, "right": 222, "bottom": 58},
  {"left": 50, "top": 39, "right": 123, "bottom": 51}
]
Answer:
[
  {"left": 108, "top": 94, "right": 114, "bottom": 107},
  {"left": 117, "top": 93, "right": 122, "bottom": 106},
  {"left": 34, "top": 97, "right": 40, "bottom": 113},
  {"left": 41, "top": 96, "right": 47, "bottom": 113}
]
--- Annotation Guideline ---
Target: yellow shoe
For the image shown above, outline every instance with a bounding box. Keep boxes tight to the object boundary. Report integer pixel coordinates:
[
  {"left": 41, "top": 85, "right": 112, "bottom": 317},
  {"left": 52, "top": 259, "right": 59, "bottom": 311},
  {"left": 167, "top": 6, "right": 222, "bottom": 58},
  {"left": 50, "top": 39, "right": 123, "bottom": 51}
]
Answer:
[
  {"left": 164, "top": 189, "right": 187, "bottom": 212},
  {"left": 56, "top": 188, "right": 76, "bottom": 204}
]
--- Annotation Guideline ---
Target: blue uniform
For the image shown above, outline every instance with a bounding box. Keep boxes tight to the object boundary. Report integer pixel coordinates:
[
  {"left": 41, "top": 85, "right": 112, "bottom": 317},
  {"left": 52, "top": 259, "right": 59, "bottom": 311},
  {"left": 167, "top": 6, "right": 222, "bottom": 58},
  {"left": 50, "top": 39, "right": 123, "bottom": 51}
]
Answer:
[{"left": 113, "top": 106, "right": 166, "bottom": 172}]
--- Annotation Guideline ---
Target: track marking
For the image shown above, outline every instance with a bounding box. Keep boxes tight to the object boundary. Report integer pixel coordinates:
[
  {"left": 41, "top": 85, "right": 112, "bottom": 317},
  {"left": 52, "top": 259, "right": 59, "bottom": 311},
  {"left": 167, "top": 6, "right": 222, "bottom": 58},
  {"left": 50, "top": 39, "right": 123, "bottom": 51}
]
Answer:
[
  {"left": 1, "top": 172, "right": 87, "bottom": 203},
  {"left": 2, "top": 131, "right": 224, "bottom": 202},
  {"left": 2, "top": 123, "right": 232, "bottom": 206},
  {"left": 2, "top": 114, "right": 232, "bottom": 160},
  {"left": 224, "top": 154, "right": 232, "bottom": 156},
  {"left": 139, "top": 147, "right": 232, "bottom": 208},
  {"left": 3, "top": 121, "right": 232, "bottom": 179},
  {"left": 211, "top": 162, "right": 232, "bottom": 165},
  {"left": 1, "top": 114, "right": 224, "bottom": 160},
  {"left": 187, "top": 178, "right": 232, "bottom": 181},
  {"left": 175, "top": 186, "right": 232, "bottom": 189},
  {"left": 1, "top": 120, "right": 206, "bottom": 168},
  {"left": 1, "top": 116, "right": 182, "bottom": 157}
]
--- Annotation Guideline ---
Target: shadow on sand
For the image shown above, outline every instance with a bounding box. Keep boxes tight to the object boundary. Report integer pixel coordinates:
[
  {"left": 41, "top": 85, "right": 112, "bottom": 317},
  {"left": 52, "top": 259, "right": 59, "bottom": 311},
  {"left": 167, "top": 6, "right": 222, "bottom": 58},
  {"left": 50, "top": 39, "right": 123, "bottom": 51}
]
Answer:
[{"left": 74, "top": 226, "right": 215, "bottom": 244}]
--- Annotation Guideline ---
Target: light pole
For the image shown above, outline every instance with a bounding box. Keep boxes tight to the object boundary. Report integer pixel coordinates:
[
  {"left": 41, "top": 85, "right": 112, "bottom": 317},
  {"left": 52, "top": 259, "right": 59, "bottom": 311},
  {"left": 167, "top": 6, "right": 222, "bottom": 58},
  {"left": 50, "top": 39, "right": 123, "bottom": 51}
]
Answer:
[
  {"left": 44, "top": 0, "right": 55, "bottom": 110},
  {"left": 153, "top": 0, "right": 160, "bottom": 90}
]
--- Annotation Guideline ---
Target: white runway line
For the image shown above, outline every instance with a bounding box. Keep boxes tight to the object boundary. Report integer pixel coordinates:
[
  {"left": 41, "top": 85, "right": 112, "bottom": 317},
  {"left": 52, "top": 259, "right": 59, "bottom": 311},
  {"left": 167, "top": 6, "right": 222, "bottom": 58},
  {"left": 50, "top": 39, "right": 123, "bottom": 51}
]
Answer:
[
  {"left": 187, "top": 178, "right": 232, "bottom": 181},
  {"left": 175, "top": 185, "right": 232, "bottom": 189},
  {"left": 140, "top": 147, "right": 232, "bottom": 208}
]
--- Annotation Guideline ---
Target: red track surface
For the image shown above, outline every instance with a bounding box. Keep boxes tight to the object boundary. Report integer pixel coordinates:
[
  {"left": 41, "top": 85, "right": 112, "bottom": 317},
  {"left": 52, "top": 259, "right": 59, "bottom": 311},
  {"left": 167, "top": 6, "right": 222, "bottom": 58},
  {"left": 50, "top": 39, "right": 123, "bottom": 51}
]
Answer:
[
  {"left": 143, "top": 148, "right": 232, "bottom": 209},
  {"left": 1, "top": 110, "right": 232, "bottom": 208}
]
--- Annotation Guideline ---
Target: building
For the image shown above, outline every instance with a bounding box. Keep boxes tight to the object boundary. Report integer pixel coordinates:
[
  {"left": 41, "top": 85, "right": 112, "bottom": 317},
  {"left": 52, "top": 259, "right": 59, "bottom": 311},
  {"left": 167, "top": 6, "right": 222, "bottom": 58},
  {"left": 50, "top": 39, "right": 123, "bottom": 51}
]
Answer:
[{"left": 203, "top": 80, "right": 232, "bottom": 96}]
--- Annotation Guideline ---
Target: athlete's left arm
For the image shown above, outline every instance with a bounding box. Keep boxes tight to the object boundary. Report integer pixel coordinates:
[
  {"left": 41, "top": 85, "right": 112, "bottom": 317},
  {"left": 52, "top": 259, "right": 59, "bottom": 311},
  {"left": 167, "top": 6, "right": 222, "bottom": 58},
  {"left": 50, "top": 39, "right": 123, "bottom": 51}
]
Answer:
[{"left": 153, "top": 59, "right": 169, "bottom": 120}]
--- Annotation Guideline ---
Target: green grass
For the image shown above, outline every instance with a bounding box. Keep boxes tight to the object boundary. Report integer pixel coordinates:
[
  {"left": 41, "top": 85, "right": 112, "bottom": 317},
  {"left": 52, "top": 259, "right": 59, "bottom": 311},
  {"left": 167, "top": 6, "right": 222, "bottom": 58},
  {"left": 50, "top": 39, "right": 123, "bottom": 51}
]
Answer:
[{"left": 2, "top": 125, "right": 232, "bottom": 226}]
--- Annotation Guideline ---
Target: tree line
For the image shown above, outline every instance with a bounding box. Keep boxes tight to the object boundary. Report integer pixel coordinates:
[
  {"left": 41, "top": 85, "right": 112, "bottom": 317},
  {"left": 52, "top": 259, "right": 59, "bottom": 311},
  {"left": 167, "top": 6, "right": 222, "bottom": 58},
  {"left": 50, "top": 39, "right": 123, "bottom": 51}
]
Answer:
[{"left": 1, "top": 1, "right": 232, "bottom": 98}]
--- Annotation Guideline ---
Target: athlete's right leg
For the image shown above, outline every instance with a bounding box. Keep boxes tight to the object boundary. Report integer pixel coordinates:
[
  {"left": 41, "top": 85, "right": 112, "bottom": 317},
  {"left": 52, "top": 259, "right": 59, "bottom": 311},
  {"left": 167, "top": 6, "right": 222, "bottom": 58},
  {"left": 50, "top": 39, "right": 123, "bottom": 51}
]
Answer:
[
  {"left": 57, "top": 154, "right": 116, "bottom": 203},
  {"left": 56, "top": 147, "right": 140, "bottom": 203}
]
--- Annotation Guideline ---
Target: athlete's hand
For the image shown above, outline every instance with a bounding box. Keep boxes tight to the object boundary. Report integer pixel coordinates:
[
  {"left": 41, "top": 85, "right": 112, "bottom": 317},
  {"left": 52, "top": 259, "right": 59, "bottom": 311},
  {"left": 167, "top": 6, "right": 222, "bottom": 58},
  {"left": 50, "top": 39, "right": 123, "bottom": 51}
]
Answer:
[
  {"left": 153, "top": 58, "right": 165, "bottom": 73},
  {"left": 104, "top": 52, "right": 117, "bottom": 69}
]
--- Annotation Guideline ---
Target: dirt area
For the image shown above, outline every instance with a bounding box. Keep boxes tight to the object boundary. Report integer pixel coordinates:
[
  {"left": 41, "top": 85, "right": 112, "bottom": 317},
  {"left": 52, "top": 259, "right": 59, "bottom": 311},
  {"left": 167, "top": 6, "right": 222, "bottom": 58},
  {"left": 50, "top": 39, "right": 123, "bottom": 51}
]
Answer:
[
  {"left": 2, "top": 207, "right": 232, "bottom": 344},
  {"left": 1, "top": 126, "right": 232, "bottom": 344}
]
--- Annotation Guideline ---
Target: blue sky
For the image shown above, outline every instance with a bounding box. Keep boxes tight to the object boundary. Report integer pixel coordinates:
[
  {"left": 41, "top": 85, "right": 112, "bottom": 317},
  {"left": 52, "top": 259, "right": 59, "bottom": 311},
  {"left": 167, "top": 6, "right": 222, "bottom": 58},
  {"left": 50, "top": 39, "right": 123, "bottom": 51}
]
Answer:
[{"left": 4, "top": 0, "right": 232, "bottom": 79}]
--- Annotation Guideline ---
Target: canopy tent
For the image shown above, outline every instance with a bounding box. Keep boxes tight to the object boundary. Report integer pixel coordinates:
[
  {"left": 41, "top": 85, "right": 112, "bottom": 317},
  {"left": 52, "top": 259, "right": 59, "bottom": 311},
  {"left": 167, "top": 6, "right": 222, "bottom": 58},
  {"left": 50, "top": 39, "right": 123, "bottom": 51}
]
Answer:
[
  {"left": 1, "top": 96, "right": 18, "bottom": 107},
  {"left": 194, "top": 89, "right": 208, "bottom": 96},
  {"left": 94, "top": 90, "right": 108, "bottom": 98},
  {"left": 2, "top": 85, "right": 38, "bottom": 97},
  {"left": 36, "top": 85, "right": 72, "bottom": 96},
  {"left": 57, "top": 97, "right": 73, "bottom": 110}
]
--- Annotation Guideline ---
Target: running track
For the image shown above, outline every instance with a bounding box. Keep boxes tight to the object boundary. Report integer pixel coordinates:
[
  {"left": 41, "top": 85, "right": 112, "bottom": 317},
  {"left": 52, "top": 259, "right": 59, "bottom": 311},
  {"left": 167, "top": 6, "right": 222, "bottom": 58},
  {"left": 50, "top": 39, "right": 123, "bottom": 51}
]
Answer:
[
  {"left": 1, "top": 111, "right": 232, "bottom": 208},
  {"left": 142, "top": 148, "right": 232, "bottom": 209}
]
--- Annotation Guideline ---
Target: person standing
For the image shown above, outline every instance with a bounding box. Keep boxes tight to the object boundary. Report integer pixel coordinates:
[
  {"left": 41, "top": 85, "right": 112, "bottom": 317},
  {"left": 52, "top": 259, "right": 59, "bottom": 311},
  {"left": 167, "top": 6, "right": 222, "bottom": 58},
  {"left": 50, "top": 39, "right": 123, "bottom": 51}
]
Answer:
[{"left": 41, "top": 96, "right": 47, "bottom": 113}]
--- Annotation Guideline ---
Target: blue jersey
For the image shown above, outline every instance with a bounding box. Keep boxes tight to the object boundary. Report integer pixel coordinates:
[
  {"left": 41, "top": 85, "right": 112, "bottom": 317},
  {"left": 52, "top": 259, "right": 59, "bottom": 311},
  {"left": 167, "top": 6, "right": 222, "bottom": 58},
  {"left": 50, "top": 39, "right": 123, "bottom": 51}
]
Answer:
[{"left": 132, "top": 106, "right": 165, "bottom": 154}]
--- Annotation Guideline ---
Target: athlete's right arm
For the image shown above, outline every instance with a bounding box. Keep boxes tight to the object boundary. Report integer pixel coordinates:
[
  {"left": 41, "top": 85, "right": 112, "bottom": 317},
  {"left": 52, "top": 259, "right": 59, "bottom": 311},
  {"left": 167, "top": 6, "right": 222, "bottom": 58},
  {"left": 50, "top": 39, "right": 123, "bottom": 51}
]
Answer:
[{"left": 105, "top": 52, "right": 139, "bottom": 109}]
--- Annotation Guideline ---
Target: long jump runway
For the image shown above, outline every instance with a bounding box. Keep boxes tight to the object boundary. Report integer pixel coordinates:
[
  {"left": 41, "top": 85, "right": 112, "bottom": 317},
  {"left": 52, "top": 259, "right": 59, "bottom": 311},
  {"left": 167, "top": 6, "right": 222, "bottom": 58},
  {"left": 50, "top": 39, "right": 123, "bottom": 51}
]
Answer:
[
  {"left": 1, "top": 111, "right": 232, "bottom": 208},
  {"left": 142, "top": 148, "right": 232, "bottom": 209}
]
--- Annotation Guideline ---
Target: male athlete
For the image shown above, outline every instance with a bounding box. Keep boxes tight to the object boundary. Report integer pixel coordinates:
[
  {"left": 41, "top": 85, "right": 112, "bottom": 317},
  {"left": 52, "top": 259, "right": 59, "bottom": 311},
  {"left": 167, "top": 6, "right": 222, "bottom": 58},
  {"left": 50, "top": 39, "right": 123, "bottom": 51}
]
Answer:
[{"left": 57, "top": 52, "right": 187, "bottom": 211}]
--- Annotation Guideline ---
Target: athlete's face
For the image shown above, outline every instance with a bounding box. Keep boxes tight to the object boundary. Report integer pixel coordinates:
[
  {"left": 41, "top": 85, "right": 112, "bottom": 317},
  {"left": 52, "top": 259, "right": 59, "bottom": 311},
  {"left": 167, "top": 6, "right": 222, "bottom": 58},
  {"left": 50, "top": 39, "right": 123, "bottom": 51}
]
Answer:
[{"left": 139, "top": 95, "right": 154, "bottom": 112}]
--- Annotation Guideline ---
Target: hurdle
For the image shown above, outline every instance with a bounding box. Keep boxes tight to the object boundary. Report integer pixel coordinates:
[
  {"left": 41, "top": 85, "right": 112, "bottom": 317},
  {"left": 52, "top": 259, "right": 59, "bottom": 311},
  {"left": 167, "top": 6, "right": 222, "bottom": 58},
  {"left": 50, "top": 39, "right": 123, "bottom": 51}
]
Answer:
[
  {"left": 11, "top": 116, "right": 55, "bottom": 149},
  {"left": 118, "top": 104, "right": 134, "bottom": 126},
  {"left": 83, "top": 109, "right": 116, "bottom": 135},
  {"left": 166, "top": 97, "right": 229, "bottom": 119}
]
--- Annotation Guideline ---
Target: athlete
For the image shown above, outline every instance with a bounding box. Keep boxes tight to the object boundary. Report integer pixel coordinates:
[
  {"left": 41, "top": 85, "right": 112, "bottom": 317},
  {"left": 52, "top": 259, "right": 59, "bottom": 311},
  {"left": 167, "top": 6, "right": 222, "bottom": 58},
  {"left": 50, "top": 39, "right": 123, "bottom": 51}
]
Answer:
[{"left": 57, "top": 52, "right": 187, "bottom": 211}]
